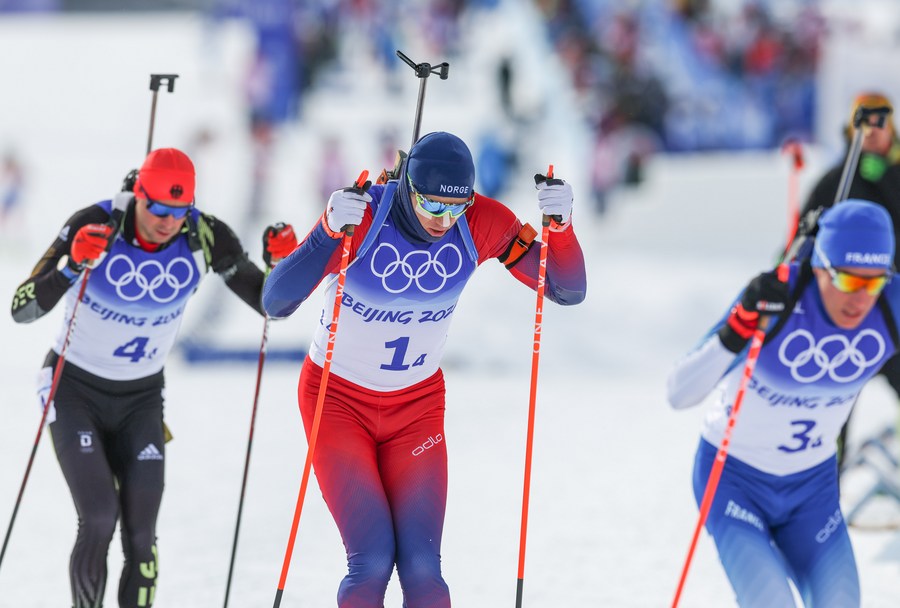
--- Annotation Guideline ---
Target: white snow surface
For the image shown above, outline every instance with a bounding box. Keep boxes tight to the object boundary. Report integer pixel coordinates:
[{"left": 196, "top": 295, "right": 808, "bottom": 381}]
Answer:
[{"left": 0, "top": 10, "right": 899, "bottom": 608}]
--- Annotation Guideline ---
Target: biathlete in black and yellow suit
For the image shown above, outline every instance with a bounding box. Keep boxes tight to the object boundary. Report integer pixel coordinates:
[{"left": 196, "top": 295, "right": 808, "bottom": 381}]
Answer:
[{"left": 10, "top": 148, "right": 298, "bottom": 608}]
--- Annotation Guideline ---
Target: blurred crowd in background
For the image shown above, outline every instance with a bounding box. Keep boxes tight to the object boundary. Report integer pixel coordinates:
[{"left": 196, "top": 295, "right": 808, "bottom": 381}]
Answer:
[
  {"left": 538, "top": 0, "right": 824, "bottom": 210},
  {"left": 0, "top": 0, "right": 879, "bottom": 218}
]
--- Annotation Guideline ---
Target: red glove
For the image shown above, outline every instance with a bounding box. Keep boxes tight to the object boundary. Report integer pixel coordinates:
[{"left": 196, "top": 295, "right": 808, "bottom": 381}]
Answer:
[
  {"left": 262, "top": 222, "right": 298, "bottom": 267},
  {"left": 70, "top": 223, "right": 114, "bottom": 269}
]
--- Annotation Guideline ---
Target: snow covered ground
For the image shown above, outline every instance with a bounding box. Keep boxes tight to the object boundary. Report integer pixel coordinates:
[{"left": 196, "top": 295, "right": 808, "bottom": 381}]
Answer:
[{"left": 1, "top": 9, "right": 900, "bottom": 608}]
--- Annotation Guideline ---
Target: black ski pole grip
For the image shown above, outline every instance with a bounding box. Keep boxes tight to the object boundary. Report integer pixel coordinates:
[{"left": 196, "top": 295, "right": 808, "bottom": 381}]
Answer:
[
  {"left": 396, "top": 50, "right": 449, "bottom": 80},
  {"left": 150, "top": 74, "right": 179, "bottom": 92},
  {"left": 853, "top": 105, "right": 891, "bottom": 130},
  {"left": 340, "top": 170, "right": 371, "bottom": 234},
  {"left": 534, "top": 164, "right": 563, "bottom": 224}
]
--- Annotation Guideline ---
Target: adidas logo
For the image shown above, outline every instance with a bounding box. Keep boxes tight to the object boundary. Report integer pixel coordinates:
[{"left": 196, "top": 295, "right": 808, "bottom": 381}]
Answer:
[
  {"left": 59, "top": 225, "right": 70, "bottom": 242},
  {"left": 137, "top": 443, "right": 164, "bottom": 461}
]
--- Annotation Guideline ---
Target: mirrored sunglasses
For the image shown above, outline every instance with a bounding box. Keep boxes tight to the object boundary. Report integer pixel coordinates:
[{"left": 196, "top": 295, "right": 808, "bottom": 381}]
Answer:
[
  {"left": 826, "top": 267, "right": 891, "bottom": 295},
  {"left": 140, "top": 185, "right": 193, "bottom": 219},
  {"left": 408, "top": 177, "right": 474, "bottom": 218},
  {"left": 815, "top": 239, "right": 892, "bottom": 295}
]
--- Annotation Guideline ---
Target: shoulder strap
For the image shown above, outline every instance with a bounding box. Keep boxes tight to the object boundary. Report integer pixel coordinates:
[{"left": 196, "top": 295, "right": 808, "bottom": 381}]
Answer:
[
  {"left": 453, "top": 214, "right": 479, "bottom": 263},
  {"left": 185, "top": 208, "right": 212, "bottom": 273},
  {"left": 355, "top": 180, "right": 398, "bottom": 262}
]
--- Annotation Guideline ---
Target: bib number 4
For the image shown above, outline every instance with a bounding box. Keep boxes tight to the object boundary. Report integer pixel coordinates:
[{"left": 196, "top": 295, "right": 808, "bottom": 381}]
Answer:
[{"left": 113, "top": 337, "right": 156, "bottom": 363}]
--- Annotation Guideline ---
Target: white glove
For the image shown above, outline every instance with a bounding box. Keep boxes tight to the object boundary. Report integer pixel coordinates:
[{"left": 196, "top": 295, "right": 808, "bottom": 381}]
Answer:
[
  {"left": 325, "top": 189, "right": 371, "bottom": 233},
  {"left": 536, "top": 179, "right": 573, "bottom": 226}
]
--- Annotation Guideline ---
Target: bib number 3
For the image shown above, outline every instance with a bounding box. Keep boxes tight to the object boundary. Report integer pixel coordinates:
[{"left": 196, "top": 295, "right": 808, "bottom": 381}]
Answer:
[{"left": 778, "top": 419, "right": 823, "bottom": 453}]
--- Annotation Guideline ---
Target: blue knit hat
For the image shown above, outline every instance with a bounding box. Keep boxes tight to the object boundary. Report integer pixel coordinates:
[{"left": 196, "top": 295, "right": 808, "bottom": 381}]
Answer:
[
  {"left": 811, "top": 199, "right": 894, "bottom": 270},
  {"left": 406, "top": 132, "right": 475, "bottom": 198}
]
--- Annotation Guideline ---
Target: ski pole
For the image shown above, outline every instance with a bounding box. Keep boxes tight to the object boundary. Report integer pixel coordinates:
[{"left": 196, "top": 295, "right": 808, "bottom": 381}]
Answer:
[
  {"left": 223, "top": 313, "right": 271, "bottom": 608},
  {"left": 783, "top": 103, "right": 890, "bottom": 263},
  {"left": 147, "top": 74, "right": 178, "bottom": 154},
  {"left": 272, "top": 171, "right": 370, "bottom": 608},
  {"left": 515, "top": 165, "right": 562, "bottom": 608},
  {"left": 0, "top": 269, "right": 91, "bottom": 570},
  {"left": 396, "top": 50, "right": 449, "bottom": 148},
  {"left": 670, "top": 267, "right": 787, "bottom": 608},
  {"left": 835, "top": 103, "right": 890, "bottom": 204},
  {"left": 0, "top": 74, "right": 176, "bottom": 572},
  {"left": 781, "top": 139, "right": 804, "bottom": 251}
]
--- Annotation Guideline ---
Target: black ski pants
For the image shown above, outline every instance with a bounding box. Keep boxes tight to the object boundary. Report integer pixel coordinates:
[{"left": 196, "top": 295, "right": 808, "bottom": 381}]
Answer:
[{"left": 46, "top": 357, "right": 165, "bottom": 608}]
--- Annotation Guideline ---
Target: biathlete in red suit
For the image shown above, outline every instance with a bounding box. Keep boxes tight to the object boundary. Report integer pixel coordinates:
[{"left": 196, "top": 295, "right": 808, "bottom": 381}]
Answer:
[{"left": 263, "top": 131, "right": 587, "bottom": 607}]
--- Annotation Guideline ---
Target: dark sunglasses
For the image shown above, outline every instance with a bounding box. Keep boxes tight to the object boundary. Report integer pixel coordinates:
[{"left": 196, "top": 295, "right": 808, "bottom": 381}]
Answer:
[{"left": 140, "top": 185, "right": 193, "bottom": 219}]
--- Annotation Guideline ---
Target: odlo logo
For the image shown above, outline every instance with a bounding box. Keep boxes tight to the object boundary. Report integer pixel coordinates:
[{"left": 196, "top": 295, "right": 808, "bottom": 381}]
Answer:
[
  {"left": 412, "top": 434, "right": 443, "bottom": 456},
  {"left": 815, "top": 509, "right": 844, "bottom": 543}
]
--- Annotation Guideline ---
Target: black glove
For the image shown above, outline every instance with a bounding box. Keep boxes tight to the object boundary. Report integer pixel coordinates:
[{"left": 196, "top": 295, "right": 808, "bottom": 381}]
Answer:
[{"left": 718, "top": 270, "right": 789, "bottom": 353}]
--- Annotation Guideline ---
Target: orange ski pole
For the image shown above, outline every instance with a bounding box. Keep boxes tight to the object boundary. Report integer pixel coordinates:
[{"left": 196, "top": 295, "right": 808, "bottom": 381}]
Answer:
[
  {"left": 671, "top": 264, "right": 789, "bottom": 607},
  {"left": 516, "top": 165, "right": 559, "bottom": 607},
  {"left": 273, "top": 170, "right": 370, "bottom": 607}
]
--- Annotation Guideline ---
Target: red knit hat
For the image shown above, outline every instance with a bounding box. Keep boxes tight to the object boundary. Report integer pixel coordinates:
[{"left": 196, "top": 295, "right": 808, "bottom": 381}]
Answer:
[{"left": 133, "top": 148, "right": 195, "bottom": 202}]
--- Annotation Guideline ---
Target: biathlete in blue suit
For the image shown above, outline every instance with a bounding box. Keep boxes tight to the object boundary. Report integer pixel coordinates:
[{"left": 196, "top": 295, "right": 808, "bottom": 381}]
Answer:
[
  {"left": 10, "top": 148, "right": 297, "bottom": 608},
  {"left": 667, "top": 200, "right": 900, "bottom": 607},
  {"left": 263, "top": 131, "right": 587, "bottom": 607}
]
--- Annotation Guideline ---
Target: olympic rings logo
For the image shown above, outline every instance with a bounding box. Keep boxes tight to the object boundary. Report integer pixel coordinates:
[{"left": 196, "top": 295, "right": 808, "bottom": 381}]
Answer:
[
  {"left": 777, "top": 328, "right": 886, "bottom": 383},
  {"left": 104, "top": 254, "right": 195, "bottom": 303},
  {"left": 370, "top": 243, "right": 463, "bottom": 294}
]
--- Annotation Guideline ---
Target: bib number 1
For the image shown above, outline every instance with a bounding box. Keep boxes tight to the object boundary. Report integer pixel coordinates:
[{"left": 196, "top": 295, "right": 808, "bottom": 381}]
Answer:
[{"left": 380, "top": 337, "right": 426, "bottom": 371}]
